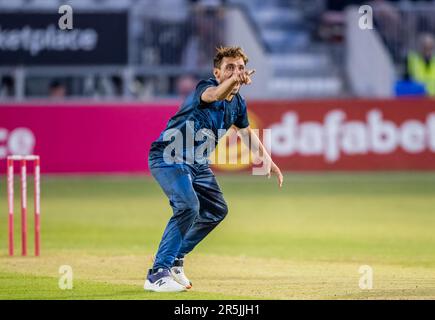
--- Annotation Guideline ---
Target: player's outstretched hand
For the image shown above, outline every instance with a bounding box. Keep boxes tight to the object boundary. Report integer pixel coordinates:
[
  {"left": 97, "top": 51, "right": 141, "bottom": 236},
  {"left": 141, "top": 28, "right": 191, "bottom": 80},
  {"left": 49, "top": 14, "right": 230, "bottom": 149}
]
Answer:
[
  {"left": 267, "top": 162, "right": 283, "bottom": 188},
  {"left": 241, "top": 69, "right": 255, "bottom": 85},
  {"left": 233, "top": 69, "right": 255, "bottom": 85}
]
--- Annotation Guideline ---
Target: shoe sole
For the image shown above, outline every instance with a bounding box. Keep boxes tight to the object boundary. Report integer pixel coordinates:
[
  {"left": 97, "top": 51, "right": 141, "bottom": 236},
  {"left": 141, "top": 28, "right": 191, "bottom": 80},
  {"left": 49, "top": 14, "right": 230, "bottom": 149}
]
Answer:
[{"left": 144, "top": 280, "right": 186, "bottom": 292}]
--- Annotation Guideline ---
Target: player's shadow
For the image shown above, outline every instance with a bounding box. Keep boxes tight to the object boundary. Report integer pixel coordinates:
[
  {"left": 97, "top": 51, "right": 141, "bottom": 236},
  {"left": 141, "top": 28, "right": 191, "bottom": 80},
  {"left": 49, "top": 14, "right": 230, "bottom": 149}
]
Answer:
[{"left": 49, "top": 290, "right": 188, "bottom": 300}]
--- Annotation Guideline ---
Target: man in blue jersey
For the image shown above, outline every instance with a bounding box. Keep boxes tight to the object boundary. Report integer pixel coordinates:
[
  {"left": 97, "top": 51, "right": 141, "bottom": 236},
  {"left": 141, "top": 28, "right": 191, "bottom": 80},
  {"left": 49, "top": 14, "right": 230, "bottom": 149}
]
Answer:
[{"left": 144, "top": 46, "right": 283, "bottom": 292}]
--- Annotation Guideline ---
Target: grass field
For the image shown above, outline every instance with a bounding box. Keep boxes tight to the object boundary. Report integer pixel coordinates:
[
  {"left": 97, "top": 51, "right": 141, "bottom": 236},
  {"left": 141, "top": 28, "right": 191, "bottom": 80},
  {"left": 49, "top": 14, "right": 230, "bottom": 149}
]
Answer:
[{"left": 1, "top": 172, "right": 435, "bottom": 300}]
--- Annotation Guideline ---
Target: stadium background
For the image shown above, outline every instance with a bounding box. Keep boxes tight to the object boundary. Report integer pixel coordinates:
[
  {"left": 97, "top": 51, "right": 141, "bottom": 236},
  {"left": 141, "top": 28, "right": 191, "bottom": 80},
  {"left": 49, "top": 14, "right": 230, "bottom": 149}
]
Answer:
[{"left": 1, "top": 0, "right": 435, "bottom": 300}]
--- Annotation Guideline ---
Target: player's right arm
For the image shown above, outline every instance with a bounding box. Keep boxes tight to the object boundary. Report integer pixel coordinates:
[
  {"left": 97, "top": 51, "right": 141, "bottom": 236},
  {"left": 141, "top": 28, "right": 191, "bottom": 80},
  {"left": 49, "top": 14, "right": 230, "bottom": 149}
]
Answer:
[{"left": 201, "top": 70, "right": 255, "bottom": 103}]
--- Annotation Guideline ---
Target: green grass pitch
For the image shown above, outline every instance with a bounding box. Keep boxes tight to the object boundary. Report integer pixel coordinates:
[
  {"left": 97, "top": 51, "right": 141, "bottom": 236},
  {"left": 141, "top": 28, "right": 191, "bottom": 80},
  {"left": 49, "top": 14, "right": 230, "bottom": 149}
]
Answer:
[{"left": 1, "top": 172, "right": 435, "bottom": 299}]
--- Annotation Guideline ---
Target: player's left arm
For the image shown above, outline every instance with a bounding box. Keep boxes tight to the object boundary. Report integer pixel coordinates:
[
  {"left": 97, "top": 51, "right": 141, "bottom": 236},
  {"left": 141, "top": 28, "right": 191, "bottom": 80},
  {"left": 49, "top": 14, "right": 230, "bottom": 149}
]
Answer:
[{"left": 236, "top": 126, "right": 284, "bottom": 188}]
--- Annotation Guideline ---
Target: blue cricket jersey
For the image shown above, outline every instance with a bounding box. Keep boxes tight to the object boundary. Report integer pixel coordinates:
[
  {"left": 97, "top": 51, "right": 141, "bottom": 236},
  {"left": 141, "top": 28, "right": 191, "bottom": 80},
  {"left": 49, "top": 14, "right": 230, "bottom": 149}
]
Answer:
[{"left": 149, "top": 78, "right": 250, "bottom": 164}]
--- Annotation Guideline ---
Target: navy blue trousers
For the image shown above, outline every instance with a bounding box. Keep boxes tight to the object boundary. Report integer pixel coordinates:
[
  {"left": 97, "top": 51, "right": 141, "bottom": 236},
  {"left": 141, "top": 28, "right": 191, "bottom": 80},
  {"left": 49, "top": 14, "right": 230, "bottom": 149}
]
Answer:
[{"left": 149, "top": 159, "right": 228, "bottom": 270}]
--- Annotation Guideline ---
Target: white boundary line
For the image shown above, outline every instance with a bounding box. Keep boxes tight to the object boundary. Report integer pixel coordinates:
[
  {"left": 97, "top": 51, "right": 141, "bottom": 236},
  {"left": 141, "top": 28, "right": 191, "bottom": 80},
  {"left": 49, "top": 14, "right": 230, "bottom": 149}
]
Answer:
[{"left": 7, "top": 155, "right": 40, "bottom": 161}]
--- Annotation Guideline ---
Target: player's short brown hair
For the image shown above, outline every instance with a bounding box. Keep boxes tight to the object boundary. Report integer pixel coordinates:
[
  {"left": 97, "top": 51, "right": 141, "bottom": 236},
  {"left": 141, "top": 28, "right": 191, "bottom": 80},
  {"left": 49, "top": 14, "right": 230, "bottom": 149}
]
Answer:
[{"left": 213, "top": 46, "right": 249, "bottom": 68}]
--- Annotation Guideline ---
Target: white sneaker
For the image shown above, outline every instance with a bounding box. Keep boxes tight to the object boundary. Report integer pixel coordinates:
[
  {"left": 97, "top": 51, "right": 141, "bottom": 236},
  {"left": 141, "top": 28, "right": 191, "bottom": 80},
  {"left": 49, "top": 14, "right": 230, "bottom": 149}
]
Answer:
[
  {"left": 170, "top": 258, "right": 192, "bottom": 289},
  {"left": 144, "top": 268, "right": 186, "bottom": 292}
]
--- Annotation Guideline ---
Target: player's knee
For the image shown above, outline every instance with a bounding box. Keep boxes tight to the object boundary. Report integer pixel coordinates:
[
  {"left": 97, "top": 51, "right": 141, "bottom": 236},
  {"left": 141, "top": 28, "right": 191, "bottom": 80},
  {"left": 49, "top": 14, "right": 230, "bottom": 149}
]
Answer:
[
  {"left": 216, "top": 202, "right": 228, "bottom": 220},
  {"left": 188, "top": 204, "right": 200, "bottom": 216},
  {"left": 175, "top": 197, "right": 200, "bottom": 217},
  {"left": 190, "top": 200, "right": 200, "bottom": 216},
  {"left": 184, "top": 199, "right": 200, "bottom": 216}
]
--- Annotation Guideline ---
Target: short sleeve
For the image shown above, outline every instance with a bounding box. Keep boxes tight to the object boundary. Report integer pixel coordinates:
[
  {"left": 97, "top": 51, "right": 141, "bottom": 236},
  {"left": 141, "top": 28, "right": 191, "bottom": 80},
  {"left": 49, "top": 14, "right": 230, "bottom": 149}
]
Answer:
[
  {"left": 234, "top": 96, "right": 250, "bottom": 129},
  {"left": 193, "top": 79, "right": 216, "bottom": 107}
]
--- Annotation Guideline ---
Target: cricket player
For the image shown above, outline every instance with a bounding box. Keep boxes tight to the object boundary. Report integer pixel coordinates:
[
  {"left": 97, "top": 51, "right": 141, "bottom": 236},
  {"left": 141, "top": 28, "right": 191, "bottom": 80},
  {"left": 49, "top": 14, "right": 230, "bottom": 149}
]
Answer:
[{"left": 145, "top": 46, "right": 283, "bottom": 292}]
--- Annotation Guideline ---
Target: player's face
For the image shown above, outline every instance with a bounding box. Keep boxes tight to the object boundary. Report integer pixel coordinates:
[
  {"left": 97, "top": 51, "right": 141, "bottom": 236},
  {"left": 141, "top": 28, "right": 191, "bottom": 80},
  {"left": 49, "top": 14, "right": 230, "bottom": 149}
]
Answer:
[{"left": 214, "top": 57, "right": 246, "bottom": 95}]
